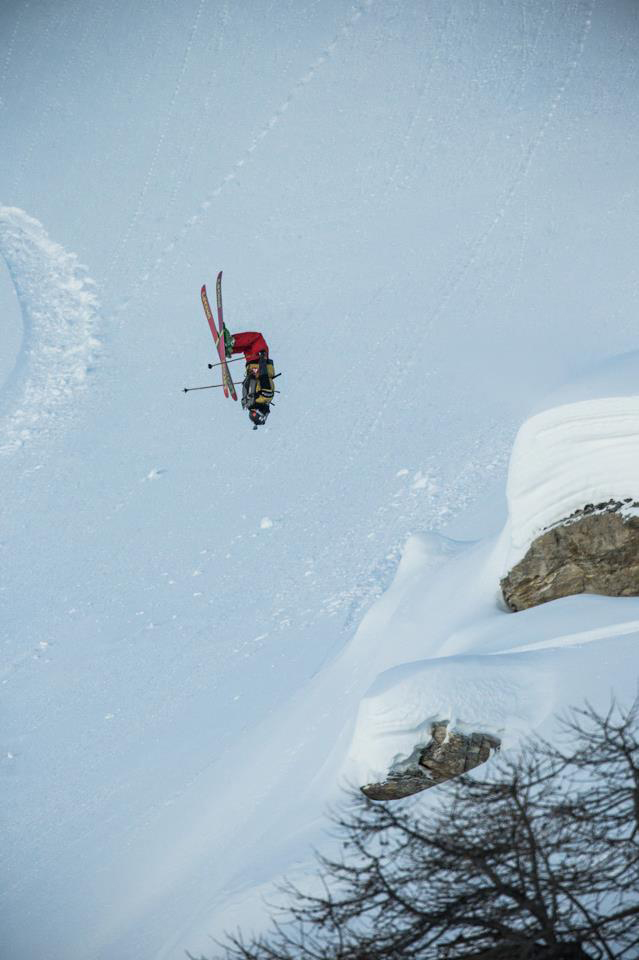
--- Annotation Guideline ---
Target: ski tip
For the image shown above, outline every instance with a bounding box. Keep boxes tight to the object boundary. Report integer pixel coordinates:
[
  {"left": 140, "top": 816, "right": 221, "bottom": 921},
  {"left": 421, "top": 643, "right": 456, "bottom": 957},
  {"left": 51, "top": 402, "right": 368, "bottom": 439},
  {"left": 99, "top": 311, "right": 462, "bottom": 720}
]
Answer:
[{"left": 217, "top": 270, "right": 223, "bottom": 281}]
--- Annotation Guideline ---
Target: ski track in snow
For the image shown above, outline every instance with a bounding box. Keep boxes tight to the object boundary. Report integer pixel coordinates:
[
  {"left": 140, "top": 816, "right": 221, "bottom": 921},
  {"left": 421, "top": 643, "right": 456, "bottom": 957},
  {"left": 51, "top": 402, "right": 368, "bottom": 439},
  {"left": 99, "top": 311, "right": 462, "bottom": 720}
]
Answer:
[
  {"left": 385, "top": 4, "right": 494, "bottom": 202},
  {"left": 310, "top": 0, "right": 591, "bottom": 505},
  {"left": 0, "top": 2, "right": 25, "bottom": 112},
  {"left": 106, "top": 0, "right": 206, "bottom": 284},
  {"left": 10, "top": 0, "right": 88, "bottom": 197},
  {"left": 159, "top": 3, "right": 232, "bottom": 230},
  {"left": 0, "top": 207, "right": 101, "bottom": 456},
  {"left": 114, "top": 0, "right": 376, "bottom": 318},
  {"left": 360, "top": 0, "right": 596, "bottom": 450},
  {"left": 431, "top": 0, "right": 595, "bottom": 313},
  {"left": 385, "top": 4, "right": 453, "bottom": 192}
]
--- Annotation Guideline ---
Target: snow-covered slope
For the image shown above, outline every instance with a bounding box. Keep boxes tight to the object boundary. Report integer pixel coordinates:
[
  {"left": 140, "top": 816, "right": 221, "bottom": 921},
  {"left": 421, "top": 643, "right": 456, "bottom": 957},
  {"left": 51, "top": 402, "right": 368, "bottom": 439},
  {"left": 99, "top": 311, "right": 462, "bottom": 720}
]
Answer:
[
  {"left": 344, "top": 350, "right": 639, "bottom": 796},
  {"left": 200, "top": 347, "right": 639, "bottom": 945},
  {"left": 2, "top": 2, "right": 639, "bottom": 958}
]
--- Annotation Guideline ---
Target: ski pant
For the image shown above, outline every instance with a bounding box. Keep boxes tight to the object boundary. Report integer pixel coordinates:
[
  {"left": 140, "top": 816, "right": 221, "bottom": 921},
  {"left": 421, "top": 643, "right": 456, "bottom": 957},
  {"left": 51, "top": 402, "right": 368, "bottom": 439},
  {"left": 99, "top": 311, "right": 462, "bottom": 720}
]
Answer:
[{"left": 231, "top": 332, "right": 269, "bottom": 362}]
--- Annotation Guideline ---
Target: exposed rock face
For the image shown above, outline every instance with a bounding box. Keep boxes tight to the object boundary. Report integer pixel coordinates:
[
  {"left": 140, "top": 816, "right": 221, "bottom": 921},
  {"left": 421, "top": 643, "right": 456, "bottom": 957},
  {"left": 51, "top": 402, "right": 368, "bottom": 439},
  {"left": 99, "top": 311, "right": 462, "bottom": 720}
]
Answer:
[
  {"left": 361, "top": 721, "right": 500, "bottom": 801},
  {"left": 501, "top": 501, "right": 639, "bottom": 612}
]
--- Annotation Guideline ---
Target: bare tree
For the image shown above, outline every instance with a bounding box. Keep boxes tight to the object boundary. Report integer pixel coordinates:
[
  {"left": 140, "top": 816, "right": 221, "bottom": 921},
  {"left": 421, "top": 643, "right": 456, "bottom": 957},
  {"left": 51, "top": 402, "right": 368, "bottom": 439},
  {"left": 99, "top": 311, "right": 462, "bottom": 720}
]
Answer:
[{"left": 197, "top": 697, "right": 639, "bottom": 960}]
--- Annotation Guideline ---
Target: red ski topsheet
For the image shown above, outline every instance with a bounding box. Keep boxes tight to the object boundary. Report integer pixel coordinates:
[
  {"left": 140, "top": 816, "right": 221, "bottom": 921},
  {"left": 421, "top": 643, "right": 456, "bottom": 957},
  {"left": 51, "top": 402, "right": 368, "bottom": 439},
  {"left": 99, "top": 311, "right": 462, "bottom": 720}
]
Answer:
[{"left": 201, "top": 283, "right": 237, "bottom": 401}]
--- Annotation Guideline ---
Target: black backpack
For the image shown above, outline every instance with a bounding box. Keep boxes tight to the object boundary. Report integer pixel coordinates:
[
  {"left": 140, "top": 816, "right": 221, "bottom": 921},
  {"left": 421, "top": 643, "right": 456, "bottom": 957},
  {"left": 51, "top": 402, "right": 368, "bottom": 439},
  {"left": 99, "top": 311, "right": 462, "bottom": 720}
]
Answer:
[{"left": 241, "top": 354, "right": 276, "bottom": 410}]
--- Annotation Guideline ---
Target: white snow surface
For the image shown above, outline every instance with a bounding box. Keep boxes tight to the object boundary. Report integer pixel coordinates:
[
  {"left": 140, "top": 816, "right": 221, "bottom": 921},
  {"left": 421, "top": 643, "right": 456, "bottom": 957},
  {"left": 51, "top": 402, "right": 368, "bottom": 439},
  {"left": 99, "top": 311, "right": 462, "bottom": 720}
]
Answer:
[{"left": 2, "top": 2, "right": 639, "bottom": 959}]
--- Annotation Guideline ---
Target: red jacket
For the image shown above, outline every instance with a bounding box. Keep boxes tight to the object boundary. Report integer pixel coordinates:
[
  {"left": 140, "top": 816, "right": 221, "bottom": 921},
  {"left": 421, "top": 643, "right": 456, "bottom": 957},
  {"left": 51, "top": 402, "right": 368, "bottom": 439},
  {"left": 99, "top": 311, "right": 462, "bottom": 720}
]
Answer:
[{"left": 231, "top": 332, "right": 269, "bottom": 363}]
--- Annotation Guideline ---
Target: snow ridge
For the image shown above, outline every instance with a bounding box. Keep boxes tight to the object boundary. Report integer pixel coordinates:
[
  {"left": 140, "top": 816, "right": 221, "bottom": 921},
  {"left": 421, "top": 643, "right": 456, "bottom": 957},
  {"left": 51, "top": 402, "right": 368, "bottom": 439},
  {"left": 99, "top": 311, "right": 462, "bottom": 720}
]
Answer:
[{"left": 0, "top": 206, "right": 100, "bottom": 456}]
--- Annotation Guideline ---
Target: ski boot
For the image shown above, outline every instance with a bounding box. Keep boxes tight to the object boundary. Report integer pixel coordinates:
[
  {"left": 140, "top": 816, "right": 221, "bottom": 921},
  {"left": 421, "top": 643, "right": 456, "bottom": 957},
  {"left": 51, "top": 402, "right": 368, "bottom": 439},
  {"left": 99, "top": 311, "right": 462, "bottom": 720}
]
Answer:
[{"left": 223, "top": 326, "right": 235, "bottom": 359}]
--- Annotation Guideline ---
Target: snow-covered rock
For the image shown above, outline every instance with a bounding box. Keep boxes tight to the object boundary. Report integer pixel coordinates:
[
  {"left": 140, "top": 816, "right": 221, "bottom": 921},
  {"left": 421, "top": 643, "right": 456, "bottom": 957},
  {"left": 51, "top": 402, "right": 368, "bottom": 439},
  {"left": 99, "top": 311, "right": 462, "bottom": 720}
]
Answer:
[
  {"left": 499, "top": 352, "right": 639, "bottom": 609},
  {"left": 361, "top": 719, "right": 500, "bottom": 800},
  {"left": 502, "top": 502, "right": 639, "bottom": 611},
  {"left": 503, "top": 395, "right": 639, "bottom": 575}
]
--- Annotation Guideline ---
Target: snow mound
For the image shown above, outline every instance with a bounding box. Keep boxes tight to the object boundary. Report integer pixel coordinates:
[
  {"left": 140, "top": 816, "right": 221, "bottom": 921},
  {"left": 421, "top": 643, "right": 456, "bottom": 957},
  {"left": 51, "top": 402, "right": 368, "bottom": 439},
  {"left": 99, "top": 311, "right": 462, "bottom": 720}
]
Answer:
[{"left": 0, "top": 206, "right": 100, "bottom": 456}]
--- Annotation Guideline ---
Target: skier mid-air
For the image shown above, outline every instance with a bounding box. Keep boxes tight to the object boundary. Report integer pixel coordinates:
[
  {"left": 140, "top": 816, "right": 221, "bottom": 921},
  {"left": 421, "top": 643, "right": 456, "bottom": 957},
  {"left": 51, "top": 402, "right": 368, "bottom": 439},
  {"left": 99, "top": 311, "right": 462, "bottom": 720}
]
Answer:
[
  {"left": 222, "top": 329, "right": 276, "bottom": 428},
  {"left": 188, "top": 272, "right": 278, "bottom": 430}
]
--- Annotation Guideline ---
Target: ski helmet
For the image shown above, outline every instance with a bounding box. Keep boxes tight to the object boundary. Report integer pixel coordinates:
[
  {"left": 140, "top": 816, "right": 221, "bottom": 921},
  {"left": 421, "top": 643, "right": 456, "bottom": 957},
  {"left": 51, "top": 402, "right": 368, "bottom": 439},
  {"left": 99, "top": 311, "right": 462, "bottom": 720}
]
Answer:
[{"left": 249, "top": 406, "right": 269, "bottom": 428}]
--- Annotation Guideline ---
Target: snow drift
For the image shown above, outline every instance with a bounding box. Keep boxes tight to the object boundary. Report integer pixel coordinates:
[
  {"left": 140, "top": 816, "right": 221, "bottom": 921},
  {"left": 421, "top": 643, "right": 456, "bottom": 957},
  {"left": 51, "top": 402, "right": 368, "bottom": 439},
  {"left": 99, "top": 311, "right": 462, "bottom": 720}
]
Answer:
[{"left": 0, "top": 206, "right": 100, "bottom": 455}]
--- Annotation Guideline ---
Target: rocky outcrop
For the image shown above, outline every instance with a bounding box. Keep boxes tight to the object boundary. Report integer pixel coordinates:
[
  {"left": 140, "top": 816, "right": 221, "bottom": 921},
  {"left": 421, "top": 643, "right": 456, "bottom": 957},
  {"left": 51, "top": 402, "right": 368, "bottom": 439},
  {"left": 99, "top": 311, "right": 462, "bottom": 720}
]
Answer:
[
  {"left": 501, "top": 500, "right": 639, "bottom": 612},
  {"left": 361, "top": 721, "right": 500, "bottom": 801}
]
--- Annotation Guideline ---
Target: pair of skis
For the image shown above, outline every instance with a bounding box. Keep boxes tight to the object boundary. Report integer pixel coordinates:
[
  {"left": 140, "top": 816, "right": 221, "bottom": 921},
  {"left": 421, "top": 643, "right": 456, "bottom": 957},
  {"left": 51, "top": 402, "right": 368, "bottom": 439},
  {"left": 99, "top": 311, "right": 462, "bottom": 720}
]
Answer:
[{"left": 200, "top": 271, "right": 237, "bottom": 401}]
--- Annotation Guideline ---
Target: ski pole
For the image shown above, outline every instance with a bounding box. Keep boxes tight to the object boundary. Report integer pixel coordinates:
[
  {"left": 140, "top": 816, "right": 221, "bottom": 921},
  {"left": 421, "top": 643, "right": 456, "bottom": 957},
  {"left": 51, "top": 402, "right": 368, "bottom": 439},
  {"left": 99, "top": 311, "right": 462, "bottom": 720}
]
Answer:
[
  {"left": 183, "top": 381, "right": 244, "bottom": 393},
  {"left": 207, "top": 356, "right": 246, "bottom": 369},
  {"left": 183, "top": 384, "right": 222, "bottom": 393}
]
